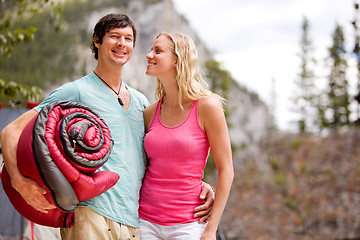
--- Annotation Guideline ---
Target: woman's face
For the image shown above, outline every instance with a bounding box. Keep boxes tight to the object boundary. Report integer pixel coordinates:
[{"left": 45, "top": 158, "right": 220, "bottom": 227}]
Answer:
[{"left": 146, "top": 35, "right": 177, "bottom": 79}]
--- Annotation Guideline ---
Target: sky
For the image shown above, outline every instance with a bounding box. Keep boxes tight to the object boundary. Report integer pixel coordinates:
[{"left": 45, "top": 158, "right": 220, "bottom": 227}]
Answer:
[{"left": 173, "top": 0, "right": 356, "bottom": 131}]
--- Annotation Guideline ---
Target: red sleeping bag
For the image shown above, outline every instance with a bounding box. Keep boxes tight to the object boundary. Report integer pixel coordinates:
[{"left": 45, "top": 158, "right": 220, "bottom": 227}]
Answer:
[{"left": 1, "top": 101, "right": 119, "bottom": 228}]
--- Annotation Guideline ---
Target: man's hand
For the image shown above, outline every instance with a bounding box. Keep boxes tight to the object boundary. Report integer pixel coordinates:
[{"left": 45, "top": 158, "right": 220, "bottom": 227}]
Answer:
[
  {"left": 12, "top": 175, "right": 57, "bottom": 213},
  {"left": 1, "top": 109, "right": 56, "bottom": 213},
  {"left": 194, "top": 182, "right": 215, "bottom": 223}
]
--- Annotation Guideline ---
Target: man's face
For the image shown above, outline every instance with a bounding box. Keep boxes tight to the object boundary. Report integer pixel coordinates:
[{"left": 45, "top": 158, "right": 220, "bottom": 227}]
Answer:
[{"left": 95, "top": 26, "right": 134, "bottom": 67}]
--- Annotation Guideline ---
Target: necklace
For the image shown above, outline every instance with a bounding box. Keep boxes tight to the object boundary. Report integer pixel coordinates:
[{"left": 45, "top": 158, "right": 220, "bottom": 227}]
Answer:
[{"left": 94, "top": 71, "right": 124, "bottom": 106}]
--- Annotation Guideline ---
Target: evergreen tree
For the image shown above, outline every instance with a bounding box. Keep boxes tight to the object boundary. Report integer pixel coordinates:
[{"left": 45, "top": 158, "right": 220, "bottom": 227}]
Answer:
[
  {"left": 293, "top": 16, "right": 316, "bottom": 133},
  {"left": 352, "top": 1, "right": 360, "bottom": 125},
  {"left": 321, "top": 24, "right": 350, "bottom": 130}
]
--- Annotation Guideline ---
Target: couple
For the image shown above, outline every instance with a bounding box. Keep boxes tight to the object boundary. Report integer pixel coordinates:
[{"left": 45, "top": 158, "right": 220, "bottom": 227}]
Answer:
[{"left": 0, "top": 13, "right": 234, "bottom": 240}]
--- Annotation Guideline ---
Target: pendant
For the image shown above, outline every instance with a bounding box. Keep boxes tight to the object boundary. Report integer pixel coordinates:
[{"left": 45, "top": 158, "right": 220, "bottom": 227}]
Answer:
[{"left": 118, "top": 97, "right": 124, "bottom": 106}]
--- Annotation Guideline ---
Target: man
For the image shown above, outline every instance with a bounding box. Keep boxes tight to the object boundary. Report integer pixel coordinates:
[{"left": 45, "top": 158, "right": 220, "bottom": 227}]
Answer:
[{"left": 0, "top": 13, "right": 213, "bottom": 240}]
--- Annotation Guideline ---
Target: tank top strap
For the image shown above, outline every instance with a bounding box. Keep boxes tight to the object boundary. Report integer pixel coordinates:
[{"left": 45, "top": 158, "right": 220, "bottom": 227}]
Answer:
[
  {"left": 187, "top": 99, "right": 202, "bottom": 129},
  {"left": 154, "top": 98, "right": 163, "bottom": 122},
  {"left": 189, "top": 99, "right": 199, "bottom": 120},
  {"left": 148, "top": 97, "right": 163, "bottom": 130}
]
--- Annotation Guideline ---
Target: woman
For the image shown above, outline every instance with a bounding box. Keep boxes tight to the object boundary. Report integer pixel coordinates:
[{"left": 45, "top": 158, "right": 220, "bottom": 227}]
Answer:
[{"left": 139, "top": 32, "right": 234, "bottom": 240}]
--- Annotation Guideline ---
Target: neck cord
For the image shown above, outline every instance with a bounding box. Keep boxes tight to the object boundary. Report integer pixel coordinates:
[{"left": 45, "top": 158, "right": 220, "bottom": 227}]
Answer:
[{"left": 94, "top": 71, "right": 124, "bottom": 106}]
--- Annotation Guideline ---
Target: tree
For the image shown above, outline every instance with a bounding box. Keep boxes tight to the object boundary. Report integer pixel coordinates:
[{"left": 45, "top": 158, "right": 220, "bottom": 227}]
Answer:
[
  {"left": 0, "top": 0, "right": 63, "bottom": 102},
  {"left": 321, "top": 24, "right": 350, "bottom": 130},
  {"left": 204, "top": 59, "right": 235, "bottom": 120},
  {"left": 352, "top": 0, "right": 360, "bottom": 125},
  {"left": 0, "top": 79, "right": 42, "bottom": 102},
  {"left": 293, "top": 16, "right": 316, "bottom": 133},
  {"left": 204, "top": 59, "right": 233, "bottom": 100}
]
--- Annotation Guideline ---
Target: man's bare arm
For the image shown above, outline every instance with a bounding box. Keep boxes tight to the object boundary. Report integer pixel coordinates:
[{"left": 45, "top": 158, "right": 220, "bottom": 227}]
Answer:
[{"left": 1, "top": 109, "right": 56, "bottom": 213}]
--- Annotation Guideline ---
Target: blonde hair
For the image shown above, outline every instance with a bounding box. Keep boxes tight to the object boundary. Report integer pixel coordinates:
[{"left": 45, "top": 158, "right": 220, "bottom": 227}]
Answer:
[{"left": 154, "top": 32, "right": 224, "bottom": 108}]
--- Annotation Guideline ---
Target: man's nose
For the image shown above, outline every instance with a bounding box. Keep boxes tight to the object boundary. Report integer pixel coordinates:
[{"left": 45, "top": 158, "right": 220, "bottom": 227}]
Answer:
[{"left": 118, "top": 37, "right": 125, "bottom": 46}]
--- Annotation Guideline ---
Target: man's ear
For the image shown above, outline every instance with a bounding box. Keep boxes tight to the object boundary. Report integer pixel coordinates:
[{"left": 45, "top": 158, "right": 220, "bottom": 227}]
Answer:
[{"left": 94, "top": 35, "right": 100, "bottom": 47}]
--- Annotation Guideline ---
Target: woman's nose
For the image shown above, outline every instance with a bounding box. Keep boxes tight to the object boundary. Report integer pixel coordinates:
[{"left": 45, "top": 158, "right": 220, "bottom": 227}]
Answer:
[{"left": 146, "top": 52, "right": 152, "bottom": 59}]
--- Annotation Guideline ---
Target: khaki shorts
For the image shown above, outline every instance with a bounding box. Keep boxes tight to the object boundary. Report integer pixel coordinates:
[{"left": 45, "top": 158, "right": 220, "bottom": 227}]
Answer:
[{"left": 60, "top": 206, "right": 140, "bottom": 240}]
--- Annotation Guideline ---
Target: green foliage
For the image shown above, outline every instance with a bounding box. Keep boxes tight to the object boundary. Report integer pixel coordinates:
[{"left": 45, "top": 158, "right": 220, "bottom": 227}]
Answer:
[
  {"left": 294, "top": 16, "right": 317, "bottom": 133},
  {"left": 0, "top": 0, "right": 64, "bottom": 57},
  {"left": 0, "top": 25, "right": 37, "bottom": 57},
  {"left": 274, "top": 173, "right": 287, "bottom": 190},
  {"left": 204, "top": 59, "right": 236, "bottom": 121},
  {"left": 0, "top": 11, "right": 77, "bottom": 90},
  {"left": 291, "top": 137, "right": 302, "bottom": 148},
  {"left": 204, "top": 59, "right": 233, "bottom": 100},
  {"left": 353, "top": 3, "right": 360, "bottom": 124},
  {"left": 269, "top": 159, "right": 279, "bottom": 171},
  {"left": 0, "top": 0, "right": 64, "bottom": 101},
  {"left": 300, "top": 162, "right": 307, "bottom": 174},
  {"left": 285, "top": 195, "right": 298, "bottom": 210},
  {"left": 0, "top": 78, "right": 42, "bottom": 102},
  {"left": 319, "top": 24, "right": 351, "bottom": 130}
]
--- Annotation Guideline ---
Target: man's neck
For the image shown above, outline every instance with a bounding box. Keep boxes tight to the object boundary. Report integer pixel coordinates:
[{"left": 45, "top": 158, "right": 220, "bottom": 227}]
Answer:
[{"left": 94, "top": 64, "right": 123, "bottom": 85}]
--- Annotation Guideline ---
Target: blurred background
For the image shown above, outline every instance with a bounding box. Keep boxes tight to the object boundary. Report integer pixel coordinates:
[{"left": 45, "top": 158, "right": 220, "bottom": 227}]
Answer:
[
  {"left": 1, "top": 0, "right": 360, "bottom": 239},
  {"left": 174, "top": 0, "right": 354, "bottom": 132}
]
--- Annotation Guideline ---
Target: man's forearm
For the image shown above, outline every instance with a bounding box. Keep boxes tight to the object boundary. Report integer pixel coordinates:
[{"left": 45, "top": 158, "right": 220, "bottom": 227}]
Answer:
[
  {"left": 1, "top": 109, "right": 37, "bottom": 186},
  {"left": 1, "top": 121, "right": 26, "bottom": 188}
]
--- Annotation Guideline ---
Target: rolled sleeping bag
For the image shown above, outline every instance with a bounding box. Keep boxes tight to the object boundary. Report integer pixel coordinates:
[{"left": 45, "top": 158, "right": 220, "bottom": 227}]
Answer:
[{"left": 1, "top": 100, "right": 119, "bottom": 228}]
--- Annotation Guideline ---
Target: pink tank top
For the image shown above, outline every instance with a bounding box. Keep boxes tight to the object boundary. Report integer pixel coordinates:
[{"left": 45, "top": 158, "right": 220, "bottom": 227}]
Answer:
[{"left": 139, "top": 98, "right": 210, "bottom": 225}]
